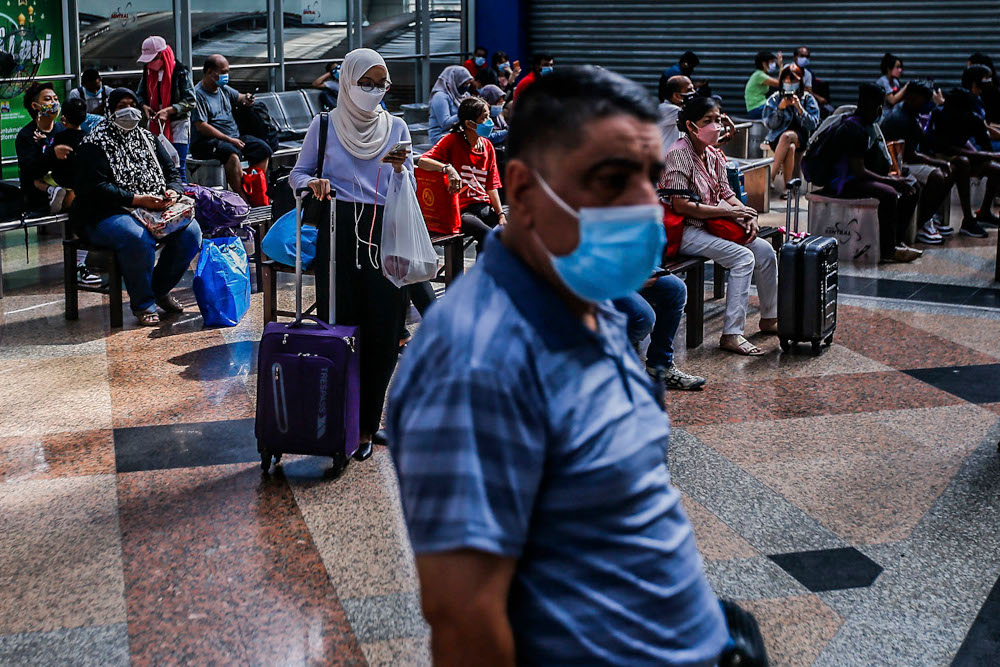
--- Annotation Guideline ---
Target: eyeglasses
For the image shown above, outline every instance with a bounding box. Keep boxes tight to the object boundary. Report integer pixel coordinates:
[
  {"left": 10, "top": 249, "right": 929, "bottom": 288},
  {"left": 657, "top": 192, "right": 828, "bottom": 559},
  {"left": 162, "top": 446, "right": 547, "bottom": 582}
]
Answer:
[{"left": 357, "top": 80, "right": 391, "bottom": 93}]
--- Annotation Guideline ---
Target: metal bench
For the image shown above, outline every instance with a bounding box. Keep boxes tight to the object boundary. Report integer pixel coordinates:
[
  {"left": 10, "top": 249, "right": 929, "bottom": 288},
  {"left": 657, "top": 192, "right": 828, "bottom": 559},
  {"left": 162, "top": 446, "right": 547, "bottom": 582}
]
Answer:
[
  {"left": 661, "top": 255, "right": 708, "bottom": 349},
  {"left": 0, "top": 212, "right": 70, "bottom": 299}
]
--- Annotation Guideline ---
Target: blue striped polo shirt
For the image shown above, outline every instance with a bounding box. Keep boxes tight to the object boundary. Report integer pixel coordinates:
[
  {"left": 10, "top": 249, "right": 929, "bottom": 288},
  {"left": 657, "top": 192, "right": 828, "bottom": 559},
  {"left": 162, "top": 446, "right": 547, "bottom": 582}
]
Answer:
[{"left": 386, "top": 231, "right": 726, "bottom": 665}]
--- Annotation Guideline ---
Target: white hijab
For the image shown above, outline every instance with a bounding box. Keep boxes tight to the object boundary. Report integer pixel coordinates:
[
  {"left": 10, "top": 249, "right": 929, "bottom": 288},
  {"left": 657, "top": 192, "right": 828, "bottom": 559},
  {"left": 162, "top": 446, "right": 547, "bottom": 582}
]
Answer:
[{"left": 332, "top": 48, "right": 394, "bottom": 161}]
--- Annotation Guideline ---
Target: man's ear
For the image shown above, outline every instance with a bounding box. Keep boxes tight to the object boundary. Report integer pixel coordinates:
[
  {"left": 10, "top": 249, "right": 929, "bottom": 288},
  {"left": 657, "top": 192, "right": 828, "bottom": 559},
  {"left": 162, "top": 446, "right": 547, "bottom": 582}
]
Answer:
[{"left": 505, "top": 158, "right": 536, "bottom": 230}]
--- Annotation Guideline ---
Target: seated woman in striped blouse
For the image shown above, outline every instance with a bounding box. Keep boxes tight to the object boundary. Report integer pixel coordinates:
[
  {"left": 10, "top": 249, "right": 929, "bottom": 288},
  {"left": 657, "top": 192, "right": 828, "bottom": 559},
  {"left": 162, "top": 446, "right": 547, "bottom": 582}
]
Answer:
[{"left": 660, "top": 96, "right": 778, "bottom": 357}]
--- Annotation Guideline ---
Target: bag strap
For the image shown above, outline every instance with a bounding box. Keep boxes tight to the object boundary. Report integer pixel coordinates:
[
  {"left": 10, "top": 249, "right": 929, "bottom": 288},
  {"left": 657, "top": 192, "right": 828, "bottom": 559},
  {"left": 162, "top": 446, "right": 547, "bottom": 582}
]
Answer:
[
  {"left": 316, "top": 111, "right": 329, "bottom": 178},
  {"left": 138, "top": 130, "right": 168, "bottom": 189}
]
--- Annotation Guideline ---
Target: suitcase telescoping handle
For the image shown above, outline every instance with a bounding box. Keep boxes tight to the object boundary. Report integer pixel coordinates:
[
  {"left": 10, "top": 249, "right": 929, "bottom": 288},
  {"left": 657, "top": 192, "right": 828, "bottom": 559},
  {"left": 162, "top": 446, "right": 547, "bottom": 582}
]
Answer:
[
  {"left": 784, "top": 177, "right": 803, "bottom": 238},
  {"left": 292, "top": 187, "right": 337, "bottom": 326}
]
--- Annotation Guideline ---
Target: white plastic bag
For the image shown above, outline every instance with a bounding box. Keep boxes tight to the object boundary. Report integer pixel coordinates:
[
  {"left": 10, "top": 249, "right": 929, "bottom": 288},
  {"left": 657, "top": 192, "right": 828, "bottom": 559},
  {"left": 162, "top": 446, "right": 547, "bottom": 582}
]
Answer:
[{"left": 381, "top": 172, "right": 440, "bottom": 287}]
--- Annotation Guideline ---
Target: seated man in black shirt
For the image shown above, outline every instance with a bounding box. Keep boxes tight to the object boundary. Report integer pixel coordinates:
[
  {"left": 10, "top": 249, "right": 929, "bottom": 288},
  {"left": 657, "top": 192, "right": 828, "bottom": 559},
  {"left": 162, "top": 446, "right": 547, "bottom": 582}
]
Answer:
[
  {"left": 823, "top": 83, "right": 922, "bottom": 263},
  {"left": 880, "top": 81, "right": 955, "bottom": 244},
  {"left": 923, "top": 78, "right": 1000, "bottom": 238},
  {"left": 14, "top": 81, "right": 70, "bottom": 213}
]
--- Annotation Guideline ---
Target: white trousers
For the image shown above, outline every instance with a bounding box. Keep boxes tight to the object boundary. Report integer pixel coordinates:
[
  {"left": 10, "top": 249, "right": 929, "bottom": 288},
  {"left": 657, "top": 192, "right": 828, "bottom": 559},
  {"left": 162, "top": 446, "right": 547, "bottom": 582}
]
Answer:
[{"left": 679, "top": 225, "right": 778, "bottom": 335}]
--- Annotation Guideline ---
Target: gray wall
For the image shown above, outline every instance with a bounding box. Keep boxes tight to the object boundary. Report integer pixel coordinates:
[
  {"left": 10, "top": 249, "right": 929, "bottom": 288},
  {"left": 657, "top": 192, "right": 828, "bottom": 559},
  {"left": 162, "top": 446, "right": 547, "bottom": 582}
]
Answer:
[{"left": 529, "top": 0, "right": 1000, "bottom": 114}]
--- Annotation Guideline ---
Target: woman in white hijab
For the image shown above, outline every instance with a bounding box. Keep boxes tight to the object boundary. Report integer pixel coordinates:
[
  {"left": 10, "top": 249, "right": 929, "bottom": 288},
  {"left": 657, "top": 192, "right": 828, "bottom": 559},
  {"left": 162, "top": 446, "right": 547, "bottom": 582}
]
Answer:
[
  {"left": 290, "top": 47, "right": 414, "bottom": 457},
  {"left": 428, "top": 64, "right": 474, "bottom": 144}
]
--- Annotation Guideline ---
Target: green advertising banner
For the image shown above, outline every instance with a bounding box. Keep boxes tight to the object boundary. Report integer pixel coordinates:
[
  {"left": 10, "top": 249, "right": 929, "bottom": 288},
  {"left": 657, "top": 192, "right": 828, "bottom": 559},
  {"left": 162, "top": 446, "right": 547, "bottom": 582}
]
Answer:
[{"left": 0, "top": 0, "right": 65, "bottom": 179}]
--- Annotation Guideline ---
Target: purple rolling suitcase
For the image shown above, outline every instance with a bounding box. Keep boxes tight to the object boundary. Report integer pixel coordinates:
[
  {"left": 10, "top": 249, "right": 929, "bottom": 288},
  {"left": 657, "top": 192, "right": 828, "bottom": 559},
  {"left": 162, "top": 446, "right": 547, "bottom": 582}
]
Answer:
[{"left": 255, "top": 187, "right": 362, "bottom": 473}]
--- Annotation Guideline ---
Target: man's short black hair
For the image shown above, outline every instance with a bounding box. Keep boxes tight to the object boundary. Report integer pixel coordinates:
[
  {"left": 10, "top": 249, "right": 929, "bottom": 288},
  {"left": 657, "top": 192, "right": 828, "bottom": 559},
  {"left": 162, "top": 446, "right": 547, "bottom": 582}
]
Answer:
[
  {"left": 857, "top": 82, "right": 885, "bottom": 113},
  {"left": 531, "top": 53, "right": 553, "bottom": 68},
  {"left": 203, "top": 54, "right": 226, "bottom": 73},
  {"left": 905, "top": 79, "right": 933, "bottom": 100},
  {"left": 81, "top": 68, "right": 101, "bottom": 85},
  {"left": 680, "top": 51, "right": 699, "bottom": 66},
  {"left": 23, "top": 81, "right": 54, "bottom": 116},
  {"left": 660, "top": 75, "right": 688, "bottom": 103},
  {"left": 62, "top": 97, "right": 88, "bottom": 127},
  {"left": 474, "top": 45, "right": 487, "bottom": 55},
  {"left": 508, "top": 65, "right": 657, "bottom": 163},
  {"left": 962, "top": 64, "right": 992, "bottom": 90},
  {"left": 969, "top": 52, "right": 995, "bottom": 74},
  {"left": 754, "top": 51, "right": 776, "bottom": 70}
]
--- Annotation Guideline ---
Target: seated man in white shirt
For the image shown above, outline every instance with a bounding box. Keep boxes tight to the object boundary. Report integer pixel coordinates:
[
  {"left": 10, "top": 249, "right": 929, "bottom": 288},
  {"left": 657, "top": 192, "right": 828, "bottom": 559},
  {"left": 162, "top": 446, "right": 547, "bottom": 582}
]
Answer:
[{"left": 658, "top": 75, "right": 695, "bottom": 155}]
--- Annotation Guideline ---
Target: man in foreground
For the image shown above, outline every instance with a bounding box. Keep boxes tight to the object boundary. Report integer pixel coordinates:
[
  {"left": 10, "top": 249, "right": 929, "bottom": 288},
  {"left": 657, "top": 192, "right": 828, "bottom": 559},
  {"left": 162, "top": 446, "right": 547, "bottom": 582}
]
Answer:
[{"left": 387, "top": 66, "right": 730, "bottom": 665}]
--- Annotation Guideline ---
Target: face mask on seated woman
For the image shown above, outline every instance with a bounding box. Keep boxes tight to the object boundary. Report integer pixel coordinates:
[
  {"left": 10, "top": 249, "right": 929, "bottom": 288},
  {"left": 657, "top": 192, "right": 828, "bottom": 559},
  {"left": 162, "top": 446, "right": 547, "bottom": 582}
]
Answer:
[{"left": 113, "top": 107, "right": 143, "bottom": 132}]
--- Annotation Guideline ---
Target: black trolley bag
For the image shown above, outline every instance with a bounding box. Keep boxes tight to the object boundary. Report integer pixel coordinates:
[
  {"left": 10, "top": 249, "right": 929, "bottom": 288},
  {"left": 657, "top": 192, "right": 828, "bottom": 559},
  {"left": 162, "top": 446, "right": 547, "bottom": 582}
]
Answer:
[{"left": 777, "top": 178, "right": 839, "bottom": 355}]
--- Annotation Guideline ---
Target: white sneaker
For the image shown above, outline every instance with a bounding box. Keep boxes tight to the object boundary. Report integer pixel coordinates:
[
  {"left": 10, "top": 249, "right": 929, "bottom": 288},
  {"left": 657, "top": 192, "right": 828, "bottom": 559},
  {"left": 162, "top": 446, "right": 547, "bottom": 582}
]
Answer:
[
  {"left": 47, "top": 186, "right": 67, "bottom": 213},
  {"left": 930, "top": 213, "right": 955, "bottom": 236},
  {"left": 916, "top": 220, "right": 943, "bottom": 244}
]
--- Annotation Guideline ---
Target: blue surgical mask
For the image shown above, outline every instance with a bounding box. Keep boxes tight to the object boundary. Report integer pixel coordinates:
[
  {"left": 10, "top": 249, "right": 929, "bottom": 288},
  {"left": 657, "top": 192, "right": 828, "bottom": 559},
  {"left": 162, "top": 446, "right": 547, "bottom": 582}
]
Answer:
[
  {"left": 490, "top": 104, "right": 504, "bottom": 118},
  {"left": 796, "top": 56, "right": 810, "bottom": 68},
  {"left": 476, "top": 118, "right": 494, "bottom": 137},
  {"left": 535, "top": 172, "right": 665, "bottom": 302},
  {"left": 332, "top": 68, "right": 340, "bottom": 81},
  {"left": 474, "top": 56, "right": 486, "bottom": 67},
  {"left": 217, "top": 73, "right": 230, "bottom": 86},
  {"left": 498, "top": 62, "right": 510, "bottom": 72},
  {"left": 767, "top": 62, "right": 777, "bottom": 74},
  {"left": 540, "top": 66, "right": 554, "bottom": 76}
]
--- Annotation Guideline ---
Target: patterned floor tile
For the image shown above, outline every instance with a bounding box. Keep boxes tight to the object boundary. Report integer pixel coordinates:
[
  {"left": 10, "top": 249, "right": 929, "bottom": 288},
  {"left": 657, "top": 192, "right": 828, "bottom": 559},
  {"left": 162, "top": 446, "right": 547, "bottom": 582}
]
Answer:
[
  {"left": 904, "top": 363, "right": 1000, "bottom": 404},
  {"left": 835, "top": 305, "right": 998, "bottom": 370},
  {"left": 117, "top": 463, "right": 365, "bottom": 665},
  {"left": 288, "top": 448, "right": 420, "bottom": 599},
  {"left": 0, "top": 623, "right": 129, "bottom": 667},
  {"left": 0, "top": 475, "right": 126, "bottom": 634},
  {"left": 768, "top": 548, "right": 883, "bottom": 592},
  {"left": 0, "top": 293, "right": 108, "bottom": 360},
  {"left": 0, "top": 354, "right": 112, "bottom": 437},
  {"left": 740, "top": 595, "right": 843, "bottom": 667},
  {"left": 113, "top": 418, "right": 257, "bottom": 472},
  {"left": 360, "top": 636, "right": 431, "bottom": 667},
  {"left": 680, "top": 493, "right": 759, "bottom": 562},
  {"left": 106, "top": 325, "right": 254, "bottom": 429},
  {"left": 880, "top": 310, "right": 1000, "bottom": 361},
  {"left": 952, "top": 573, "right": 1000, "bottom": 665},
  {"left": 0, "top": 429, "right": 115, "bottom": 482},
  {"left": 667, "top": 369, "right": 962, "bottom": 428}
]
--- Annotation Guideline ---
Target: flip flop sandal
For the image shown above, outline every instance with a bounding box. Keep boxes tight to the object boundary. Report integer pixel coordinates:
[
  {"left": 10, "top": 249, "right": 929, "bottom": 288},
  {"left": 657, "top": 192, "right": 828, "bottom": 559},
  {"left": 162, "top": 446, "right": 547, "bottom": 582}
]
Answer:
[
  {"left": 721, "top": 335, "right": 766, "bottom": 356},
  {"left": 137, "top": 312, "right": 160, "bottom": 327}
]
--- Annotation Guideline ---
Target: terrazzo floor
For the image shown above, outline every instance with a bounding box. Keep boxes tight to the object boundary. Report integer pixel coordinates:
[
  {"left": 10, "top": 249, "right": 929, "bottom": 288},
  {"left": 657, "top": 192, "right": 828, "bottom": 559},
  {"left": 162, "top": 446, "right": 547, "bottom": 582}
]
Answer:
[{"left": 1, "top": 198, "right": 998, "bottom": 666}]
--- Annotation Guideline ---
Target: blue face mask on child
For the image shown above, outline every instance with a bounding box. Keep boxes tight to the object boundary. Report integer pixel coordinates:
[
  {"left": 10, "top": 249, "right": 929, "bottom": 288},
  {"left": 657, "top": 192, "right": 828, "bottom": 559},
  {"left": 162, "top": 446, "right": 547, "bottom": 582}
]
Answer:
[
  {"left": 534, "top": 172, "right": 665, "bottom": 302},
  {"left": 474, "top": 56, "right": 486, "bottom": 67},
  {"left": 475, "top": 118, "right": 495, "bottom": 137}
]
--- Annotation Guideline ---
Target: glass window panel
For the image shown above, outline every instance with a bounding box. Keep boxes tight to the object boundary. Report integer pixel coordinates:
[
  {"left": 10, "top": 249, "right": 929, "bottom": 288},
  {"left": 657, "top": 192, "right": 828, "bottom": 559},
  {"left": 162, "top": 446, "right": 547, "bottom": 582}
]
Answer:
[
  {"left": 80, "top": 0, "right": 175, "bottom": 87},
  {"left": 191, "top": 0, "right": 269, "bottom": 92},
  {"left": 283, "top": 0, "right": 348, "bottom": 92}
]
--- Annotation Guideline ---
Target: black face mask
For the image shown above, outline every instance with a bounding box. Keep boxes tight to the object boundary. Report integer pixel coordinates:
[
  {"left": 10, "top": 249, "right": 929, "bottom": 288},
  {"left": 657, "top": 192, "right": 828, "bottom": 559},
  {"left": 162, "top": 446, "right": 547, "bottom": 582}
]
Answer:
[{"left": 680, "top": 91, "right": 696, "bottom": 104}]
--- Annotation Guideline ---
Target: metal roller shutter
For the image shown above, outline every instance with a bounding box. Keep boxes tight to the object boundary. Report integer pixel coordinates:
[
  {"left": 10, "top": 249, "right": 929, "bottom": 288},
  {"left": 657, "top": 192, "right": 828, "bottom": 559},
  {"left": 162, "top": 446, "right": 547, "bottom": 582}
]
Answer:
[{"left": 529, "top": 0, "right": 1000, "bottom": 114}]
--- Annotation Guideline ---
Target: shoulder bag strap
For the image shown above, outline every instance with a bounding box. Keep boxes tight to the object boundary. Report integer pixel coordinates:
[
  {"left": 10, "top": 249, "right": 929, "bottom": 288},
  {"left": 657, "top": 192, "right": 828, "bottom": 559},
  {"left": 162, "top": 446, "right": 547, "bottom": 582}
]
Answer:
[{"left": 316, "top": 111, "right": 329, "bottom": 178}]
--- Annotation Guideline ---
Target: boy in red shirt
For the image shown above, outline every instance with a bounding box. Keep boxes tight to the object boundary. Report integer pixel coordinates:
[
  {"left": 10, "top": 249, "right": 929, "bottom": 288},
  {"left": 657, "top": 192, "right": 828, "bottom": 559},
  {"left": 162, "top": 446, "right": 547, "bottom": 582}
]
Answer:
[{"left": 417, "top": 97, "right": 504, "bottom": 252}]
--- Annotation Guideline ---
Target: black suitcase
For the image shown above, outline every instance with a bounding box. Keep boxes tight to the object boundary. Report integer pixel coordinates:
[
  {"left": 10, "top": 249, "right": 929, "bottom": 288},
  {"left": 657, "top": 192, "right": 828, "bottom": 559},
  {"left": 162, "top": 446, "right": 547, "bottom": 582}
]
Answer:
[{"left": 777, "top": 179, "right": 838, "bottom": 355}]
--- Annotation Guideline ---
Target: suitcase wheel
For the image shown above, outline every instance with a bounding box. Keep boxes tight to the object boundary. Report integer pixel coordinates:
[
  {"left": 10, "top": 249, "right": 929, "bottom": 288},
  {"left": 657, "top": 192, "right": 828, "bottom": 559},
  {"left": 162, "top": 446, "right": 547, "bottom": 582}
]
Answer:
[
  {"left": 824, "top": 334, "right": 834, "bottom": 346},
  {"left": 779, "top": 338, "right": 790, "bottom": 352},
  {"left": 811, "top": 340, "right": 822, "bottom": 355}
]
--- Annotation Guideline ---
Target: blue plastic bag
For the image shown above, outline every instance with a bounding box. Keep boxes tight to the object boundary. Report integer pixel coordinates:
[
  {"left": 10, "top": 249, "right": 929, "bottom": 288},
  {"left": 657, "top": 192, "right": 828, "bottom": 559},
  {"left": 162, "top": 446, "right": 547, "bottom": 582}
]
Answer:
[
  {"left": 193, "top": 236, "right": 251, "bottom": 327},
  {"left": 260, "top": 209, "right": 317, "bottom": 269}
]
